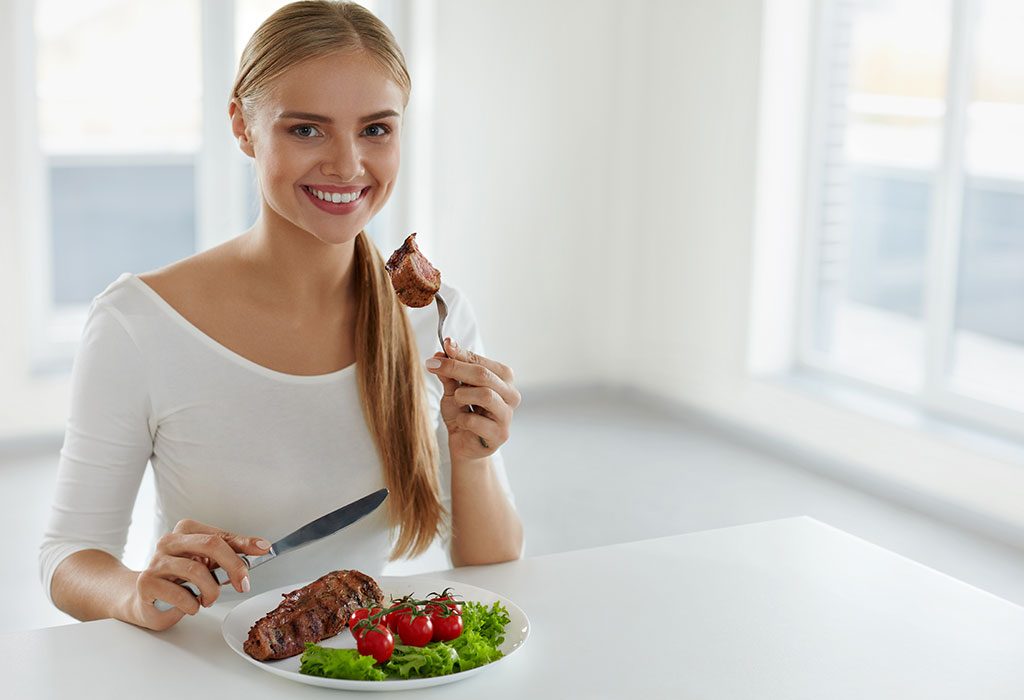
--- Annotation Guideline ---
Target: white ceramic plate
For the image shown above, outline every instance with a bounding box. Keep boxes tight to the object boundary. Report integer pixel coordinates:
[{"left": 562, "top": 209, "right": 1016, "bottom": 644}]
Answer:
[{"left": 222, "top": 575, "right": 529, "bottom": 691}]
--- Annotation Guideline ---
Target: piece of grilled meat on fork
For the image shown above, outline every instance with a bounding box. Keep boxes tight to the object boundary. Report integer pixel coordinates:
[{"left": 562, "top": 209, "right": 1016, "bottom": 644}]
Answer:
[{"left": 243, "top": 569, "right": 385, "bottom": 661}]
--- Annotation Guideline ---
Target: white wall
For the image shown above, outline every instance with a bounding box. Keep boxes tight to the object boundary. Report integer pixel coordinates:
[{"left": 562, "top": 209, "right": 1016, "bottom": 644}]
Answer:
[
  {"left": 426, "top": 0, "right": 766, "bottom": 402},
  {"left": 426, "top": 0, "right": 624, "bottom": 386},
  {"left": 426, "top": 0, "right": 766, "bottom": 392}
]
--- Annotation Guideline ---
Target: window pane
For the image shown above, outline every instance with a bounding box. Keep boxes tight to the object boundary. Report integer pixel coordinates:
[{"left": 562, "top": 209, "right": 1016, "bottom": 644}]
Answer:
[
  {"left": 808, "top": 0, "right": 950, "bottom": 390},
  {"left": 50, "top": 163, "right": 196, "bottom": 305},
  {"left": 34, "top": 1, "right": 201, "bottom": 320},
  {"left": 35, "top": 0, "right": 201, "bottom": 153},
  {"left": 949, "top": 0, "right": 1024, "bottom": 412}
]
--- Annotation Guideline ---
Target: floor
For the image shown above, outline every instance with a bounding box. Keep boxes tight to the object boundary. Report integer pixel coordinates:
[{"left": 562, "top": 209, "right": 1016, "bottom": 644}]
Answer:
[{"left": 3, "top": 387, "right": 1023, "bottom": 634}]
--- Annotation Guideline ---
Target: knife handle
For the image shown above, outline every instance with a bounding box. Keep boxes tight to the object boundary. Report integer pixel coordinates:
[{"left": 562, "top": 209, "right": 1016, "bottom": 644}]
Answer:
[{"left": 153, "top": 564, "right": 235, "bottom": 612}]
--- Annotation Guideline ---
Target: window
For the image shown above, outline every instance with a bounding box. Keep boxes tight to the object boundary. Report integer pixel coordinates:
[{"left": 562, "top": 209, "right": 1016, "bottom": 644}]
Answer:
[
  {"left": 802, "top": 0, "right": 1024, "bottom": 437},
  {"left": 23, "top": 0, "right": 386, "bottom": 371}
]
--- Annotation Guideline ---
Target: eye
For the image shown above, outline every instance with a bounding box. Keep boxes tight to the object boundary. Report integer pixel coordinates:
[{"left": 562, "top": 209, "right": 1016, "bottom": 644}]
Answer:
[
  {"left": 363, "top": 123, "right": 392, "bottom": 138},
  {"left": 290, "top": 124, "right": 323, "bottom": 139}
]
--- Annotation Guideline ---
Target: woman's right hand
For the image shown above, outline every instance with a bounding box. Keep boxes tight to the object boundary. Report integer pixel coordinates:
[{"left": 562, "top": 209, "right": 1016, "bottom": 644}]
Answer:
[{"left": 130, "top": 519, "right": 271, "bottom": 631}]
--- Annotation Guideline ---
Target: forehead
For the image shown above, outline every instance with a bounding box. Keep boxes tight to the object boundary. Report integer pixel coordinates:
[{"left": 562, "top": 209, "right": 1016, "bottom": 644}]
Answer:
[{"left": 263, "top": 50, "right": 405, "bottom": 118}]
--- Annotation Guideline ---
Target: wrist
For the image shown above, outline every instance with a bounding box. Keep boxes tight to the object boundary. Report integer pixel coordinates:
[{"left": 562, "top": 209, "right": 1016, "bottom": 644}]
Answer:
[
  {"left": 113, "top": 569, "right": 144, "bottom": 624},
  {"left": 450, "top": 452, "right": 490, "bottom": 470}
]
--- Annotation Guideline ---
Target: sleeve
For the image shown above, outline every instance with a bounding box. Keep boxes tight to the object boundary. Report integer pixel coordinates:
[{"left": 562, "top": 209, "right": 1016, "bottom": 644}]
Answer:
[{"left": 38, "top": 300, "right": 155, "bottom": 603}]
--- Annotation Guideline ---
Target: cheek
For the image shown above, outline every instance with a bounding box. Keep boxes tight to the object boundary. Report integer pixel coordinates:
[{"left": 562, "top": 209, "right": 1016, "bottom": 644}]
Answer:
[
  {"left": 375, "top": 144, "right": 401, "bottom": 181},
  {"left": 258, "top": 143, "right": 312, "bottom": 189}
]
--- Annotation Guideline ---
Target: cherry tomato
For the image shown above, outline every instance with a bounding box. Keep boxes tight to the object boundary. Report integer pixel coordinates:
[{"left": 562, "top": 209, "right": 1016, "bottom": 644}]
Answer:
[
  {"left": 397, "top": 612, "right": 433, "bottom": 647},
  {"left": 348, "top": 607, "right": 383, "bottom": 640},
  {"left": 426, "top": 594, "right": 462, "bottom": 616},
  {"left": 430, "top": 608, "right": 463, "bottom": 642},
  {"left": 356, "top": 624, "right": 394, "bottom": 663},
  {"left": 385, "top": 602, "right": 416, "bottom": 633}
]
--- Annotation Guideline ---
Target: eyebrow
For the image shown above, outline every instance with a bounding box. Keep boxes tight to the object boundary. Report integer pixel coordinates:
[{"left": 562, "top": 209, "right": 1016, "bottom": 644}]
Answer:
[{"left": 276, "top": 109, "right": 401, "bottom": 123}]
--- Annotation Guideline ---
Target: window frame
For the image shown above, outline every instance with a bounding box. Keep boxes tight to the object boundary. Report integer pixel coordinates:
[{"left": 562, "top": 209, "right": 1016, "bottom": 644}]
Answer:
[{"left": 798, "top": 0, "right": 1024, "bottom": 442}]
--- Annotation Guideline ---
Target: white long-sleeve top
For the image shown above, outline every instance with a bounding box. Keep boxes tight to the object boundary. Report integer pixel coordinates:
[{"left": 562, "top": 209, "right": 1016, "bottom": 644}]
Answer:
[{"left": 39, "top": 273, "right": 515, "bottom": 602}]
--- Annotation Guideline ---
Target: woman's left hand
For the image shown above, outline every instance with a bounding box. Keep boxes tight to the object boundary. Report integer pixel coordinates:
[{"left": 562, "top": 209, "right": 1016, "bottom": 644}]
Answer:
[{"left": 426, "top": 338, "right": 521, "bottom": 460}]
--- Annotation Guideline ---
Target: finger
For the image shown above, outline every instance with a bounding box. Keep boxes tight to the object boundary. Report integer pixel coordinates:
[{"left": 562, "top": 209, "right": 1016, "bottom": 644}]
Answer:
[
  {"left": 171, "top": 520, "right": 272, "bottom": 556},
  {"left": 445, "top": 338, "right": 515, "bottom": 384},
  {"left": 453, "top": 386, "right": 512, "bottom": 423},
  {"left": 151, "top": 553, "right": 224, "bottom": 606},
  {"left": 433, "top": 365, "right": 460, "bottom": 398},
  {"left": 162, "top": 534, "right": 252, "bottom": 594},
  {"left": 440, "top": 341, "right": 520, "bottom": 409},
  {"left": 427, "top": 356, "right": 515, "bottom": 404},
  {"left": 455, "top": 410, "right": 508, "bottom": 446},
  {"left": 139, "top": 569, "right": 202, "bottom": 615}
]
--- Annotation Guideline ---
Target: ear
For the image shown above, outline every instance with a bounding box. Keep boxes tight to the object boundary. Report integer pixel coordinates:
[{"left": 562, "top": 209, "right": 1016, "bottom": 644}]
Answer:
[{"left": 228, "top": 99, "right": 256, "bottom": 158}]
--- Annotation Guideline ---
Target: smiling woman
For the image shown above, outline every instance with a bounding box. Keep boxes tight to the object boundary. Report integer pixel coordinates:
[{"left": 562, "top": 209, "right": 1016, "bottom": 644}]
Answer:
[{"left": 39, "top": 0, "right": 523, "bottom": 634}]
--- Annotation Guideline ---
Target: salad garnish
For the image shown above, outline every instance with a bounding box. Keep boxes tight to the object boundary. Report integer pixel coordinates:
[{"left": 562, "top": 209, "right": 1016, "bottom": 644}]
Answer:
[{"left": 300, "top": 593, "right": 512, "bottom": 681}]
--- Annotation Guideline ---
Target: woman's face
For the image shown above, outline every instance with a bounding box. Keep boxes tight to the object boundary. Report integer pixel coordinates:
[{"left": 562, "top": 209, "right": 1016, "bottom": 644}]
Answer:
[{"left": 234, "top": 50, "right": 405, "bottom": 246}]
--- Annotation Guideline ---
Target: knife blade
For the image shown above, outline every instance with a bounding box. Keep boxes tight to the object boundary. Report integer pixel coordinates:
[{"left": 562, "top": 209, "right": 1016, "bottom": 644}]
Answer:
[{"left": 154, "top": 487, "right": 388, "bottom": 612}]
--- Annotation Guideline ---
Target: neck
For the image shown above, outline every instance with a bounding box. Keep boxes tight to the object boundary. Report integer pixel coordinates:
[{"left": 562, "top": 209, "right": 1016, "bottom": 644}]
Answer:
[{"left": 239, "top": 209, "right": 360, "bottom": 312}]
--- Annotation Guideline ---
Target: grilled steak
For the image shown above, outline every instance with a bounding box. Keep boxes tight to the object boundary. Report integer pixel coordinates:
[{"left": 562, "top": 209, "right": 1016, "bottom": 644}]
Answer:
[
  {"left": 385, "top": 232, "right": 441, "bottom": 308},
  {"left": 243, "top": 569, "right": 384, "bottom": 661}
]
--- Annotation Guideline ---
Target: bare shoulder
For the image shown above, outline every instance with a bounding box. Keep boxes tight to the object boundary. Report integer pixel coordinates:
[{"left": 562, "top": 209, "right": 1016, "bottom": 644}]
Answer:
[{"left": 137, "top": 239, "right": 244, "bottom": 314}]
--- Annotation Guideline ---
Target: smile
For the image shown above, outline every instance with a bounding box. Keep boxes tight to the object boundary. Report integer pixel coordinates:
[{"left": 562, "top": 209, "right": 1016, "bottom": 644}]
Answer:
[{"left": 301, "top": 185, "right": 369, "bottom": 213}]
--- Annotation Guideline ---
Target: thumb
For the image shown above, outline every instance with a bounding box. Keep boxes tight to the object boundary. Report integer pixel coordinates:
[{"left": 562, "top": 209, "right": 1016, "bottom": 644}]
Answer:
[{"left": 445, "top": 337, "right": 481, "bottom": 365}]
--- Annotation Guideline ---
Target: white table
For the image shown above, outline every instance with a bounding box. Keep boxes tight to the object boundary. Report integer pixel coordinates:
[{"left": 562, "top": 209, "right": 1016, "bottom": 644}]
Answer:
[{"left": 5, "top": 517, "right": 1023, "bottom": 699}]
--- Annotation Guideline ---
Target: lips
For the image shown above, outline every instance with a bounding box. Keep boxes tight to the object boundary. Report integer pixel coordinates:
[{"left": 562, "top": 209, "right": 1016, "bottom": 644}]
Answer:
[{"left": 301, "top": 185, "right": 369, "bottom": 214}]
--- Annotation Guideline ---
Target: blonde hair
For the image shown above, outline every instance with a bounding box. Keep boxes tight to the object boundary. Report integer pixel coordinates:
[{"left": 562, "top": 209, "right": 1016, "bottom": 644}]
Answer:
[
  {"left": 233, "top": 1, "right": 411, "bottom": 111},
  {"left": 233, "top": 1, "right": 443, "bottom": 559}
]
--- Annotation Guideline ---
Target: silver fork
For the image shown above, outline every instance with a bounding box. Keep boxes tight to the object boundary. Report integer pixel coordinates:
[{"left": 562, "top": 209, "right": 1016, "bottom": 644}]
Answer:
[
  {"left": 435, "top": 291, "right": 453, "bottom": 359},
  {"left": 435, "top": 291, "right": 489, "bottom": 448}
]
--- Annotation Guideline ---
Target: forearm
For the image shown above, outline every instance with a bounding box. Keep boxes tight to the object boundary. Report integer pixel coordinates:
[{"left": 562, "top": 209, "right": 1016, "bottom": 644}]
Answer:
[
  {"left": 449, "top": 455, "right": 523, "bottom": 567},
  {"left": 50, "top": 549, "right": 141, "bottom": 624}
]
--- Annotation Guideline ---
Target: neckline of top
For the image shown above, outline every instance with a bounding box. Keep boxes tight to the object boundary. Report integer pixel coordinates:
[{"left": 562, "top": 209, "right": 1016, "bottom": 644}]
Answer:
[{"left": 121, "top": 273, "right": 358, "bottom": 384}]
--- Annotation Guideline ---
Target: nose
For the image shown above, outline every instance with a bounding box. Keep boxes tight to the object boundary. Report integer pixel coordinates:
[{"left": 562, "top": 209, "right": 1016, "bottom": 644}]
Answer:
[{"left": 321, "top": 134, "right": 365, "bottom": 182}]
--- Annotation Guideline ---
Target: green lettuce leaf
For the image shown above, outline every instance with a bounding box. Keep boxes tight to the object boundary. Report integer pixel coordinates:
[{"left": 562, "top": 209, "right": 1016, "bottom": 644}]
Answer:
[
  {"left": 450, "top": 630, "right": 504, "bottom": 671},
  {"left": 385, "top": 643, "right": 458, "bottom": 679},
  {"left": 460, "top": 601, "right": 511, "bottom": 647},
  {"left": 299, "top": 644, "right": 386, "bottom": 681}
]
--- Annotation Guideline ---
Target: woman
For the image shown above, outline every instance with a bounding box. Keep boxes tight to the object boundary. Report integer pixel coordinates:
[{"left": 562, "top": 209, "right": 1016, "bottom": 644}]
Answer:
[{"left": 40, "top": 0, "right": 523, "bottom": 632}]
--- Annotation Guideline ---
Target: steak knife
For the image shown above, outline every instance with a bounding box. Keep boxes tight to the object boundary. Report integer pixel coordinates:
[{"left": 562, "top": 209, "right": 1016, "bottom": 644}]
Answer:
[{"left": 154, "top": 487, "right": 388, "bottom": 612}]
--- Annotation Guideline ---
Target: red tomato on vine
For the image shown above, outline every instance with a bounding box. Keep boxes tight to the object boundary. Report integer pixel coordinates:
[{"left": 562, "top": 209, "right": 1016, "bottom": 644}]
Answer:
[
  {"left": 397, "top": 612, "right": 433, "bottom": 647},
  {"left": 356, "top": 624, "right": 394, "bottom": 663}
]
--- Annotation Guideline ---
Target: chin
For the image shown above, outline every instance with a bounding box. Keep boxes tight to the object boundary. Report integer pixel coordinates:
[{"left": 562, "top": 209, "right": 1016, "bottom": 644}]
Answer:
[{"left": 311, "top": 223, "right": 366, "bottom": 246}]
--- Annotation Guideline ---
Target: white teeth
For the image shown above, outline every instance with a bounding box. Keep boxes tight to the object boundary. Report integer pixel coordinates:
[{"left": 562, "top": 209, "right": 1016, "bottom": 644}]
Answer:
[{"left": 308, "top": 187, "right": 362, "bottom": 204}]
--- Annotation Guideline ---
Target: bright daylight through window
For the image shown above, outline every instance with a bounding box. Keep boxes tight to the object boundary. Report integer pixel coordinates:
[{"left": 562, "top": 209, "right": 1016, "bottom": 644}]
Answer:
[{"left": 803, "top": 0, "right": 1024, "bottom": 436}]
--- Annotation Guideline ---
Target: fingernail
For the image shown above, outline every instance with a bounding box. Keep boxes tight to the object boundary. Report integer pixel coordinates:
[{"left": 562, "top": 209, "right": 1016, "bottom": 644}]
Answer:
[
  {"left": 241, "top": 576, "right": 250, "bottom": 593},
  {"left": 425, "top": 358, "right": 442, "bottom": 369},
  {"left": 448, "top": 338, "right": 458, "bottom": 349},
  {"left": 256, "top": 539, "right": 271, "bottom": 550}
]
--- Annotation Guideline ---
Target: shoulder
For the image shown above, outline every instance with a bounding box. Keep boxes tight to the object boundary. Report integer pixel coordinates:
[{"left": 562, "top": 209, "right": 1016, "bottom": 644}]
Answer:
[{"left": 135, "top": 241, "right": 239, "bottom": 314}]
